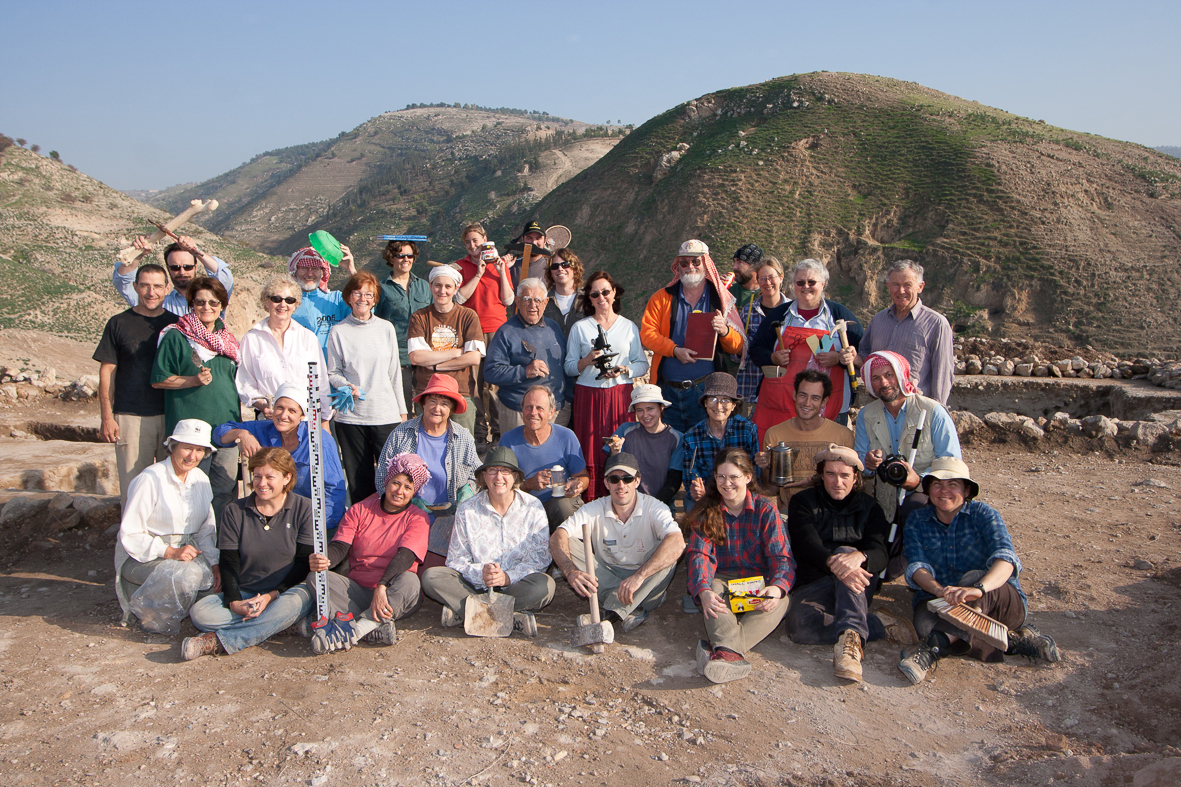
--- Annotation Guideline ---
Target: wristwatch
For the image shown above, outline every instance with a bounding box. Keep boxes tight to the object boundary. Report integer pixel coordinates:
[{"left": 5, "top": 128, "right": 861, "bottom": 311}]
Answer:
[{"left": 972, "top": 582, "right": 986, "bottom": 593}]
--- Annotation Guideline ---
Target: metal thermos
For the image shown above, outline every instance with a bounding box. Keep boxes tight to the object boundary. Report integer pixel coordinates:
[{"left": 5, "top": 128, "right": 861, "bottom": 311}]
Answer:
[{"left": 769, "top": 442, "right": 795, "bottom": 486}]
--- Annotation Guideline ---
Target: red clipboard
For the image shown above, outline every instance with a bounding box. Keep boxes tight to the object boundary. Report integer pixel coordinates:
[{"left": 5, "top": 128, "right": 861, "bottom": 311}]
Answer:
[{"left": 684, "top": 312, "right": 718, "bottom": 361}]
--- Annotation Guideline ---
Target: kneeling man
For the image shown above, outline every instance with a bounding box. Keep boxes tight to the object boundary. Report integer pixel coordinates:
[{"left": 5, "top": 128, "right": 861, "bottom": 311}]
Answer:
[
  {"left": 899, "top": 457, "right": 1061, "bottom": 684},
  {"left": 549, "top": 453, "right": 685, "bottom": 633}
]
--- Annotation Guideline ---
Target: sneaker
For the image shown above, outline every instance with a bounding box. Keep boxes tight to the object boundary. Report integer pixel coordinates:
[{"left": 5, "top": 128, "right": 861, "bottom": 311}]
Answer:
[
  {"left": 440, "top": 605, "right": 462, "bottom": 628},
  {"left": 281, "top": 617, "right": 313, "bottom": 638},
  {"left": 549, "top": 566, "right": 565, "bottom": 582},
  {"left": 873, "top": 608, "right": 919, "bottom": 646},
  {"left": 703, "top": 648, "right": 752, "bottom": 684},
  {"left": 361, "top": 620, "right": 397, "bottom": 646},
  {"left": 695, "top": 639, "right": 712, "bottom": 676},
  {"left": 513, "top": 611, "right": 538, "bottom": 638},
  {"left": 620, "top": 609, "right": 650, "bottom": 634},
  {"left": 898, "top": 643, "right": 939, "bottom": 685},
  {"left": 181, "top": 632, "right": 223, "bottom": 661},
  {"left": 1007, "top": 625, "right": 1061, "bottom": 663},
  {"left": 834, "top": 630, "right": 864, "bottom": 683}
]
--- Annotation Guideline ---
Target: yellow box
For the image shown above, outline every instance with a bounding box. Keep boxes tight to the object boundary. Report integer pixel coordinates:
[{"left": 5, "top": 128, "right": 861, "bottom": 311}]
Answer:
[{"left": 726, "top": 576, "right": 766, "bottom": 613}]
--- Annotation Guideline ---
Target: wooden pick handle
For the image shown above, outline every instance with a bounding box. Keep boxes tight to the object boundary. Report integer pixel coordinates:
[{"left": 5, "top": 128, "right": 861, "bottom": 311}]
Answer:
[
  {"left": 117, "top": 199, "right": 219, "bottom": 264},
  {"left": 835, "top": 319, "right": 859, "bottom": 389}
]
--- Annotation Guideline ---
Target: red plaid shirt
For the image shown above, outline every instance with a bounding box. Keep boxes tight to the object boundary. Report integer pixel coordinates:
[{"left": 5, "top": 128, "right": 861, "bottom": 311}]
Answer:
[{"left": 686, "top": 492, "right": 795, "bottom": 598}]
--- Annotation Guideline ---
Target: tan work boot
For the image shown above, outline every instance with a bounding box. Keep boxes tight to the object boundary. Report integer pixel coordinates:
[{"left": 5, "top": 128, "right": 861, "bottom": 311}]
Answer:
[
  {"left": 181, "top": 632, "right": 224, "bottom": 661},
  {"left": 834, "top": 629, "right": 863, "bottom": 682}
]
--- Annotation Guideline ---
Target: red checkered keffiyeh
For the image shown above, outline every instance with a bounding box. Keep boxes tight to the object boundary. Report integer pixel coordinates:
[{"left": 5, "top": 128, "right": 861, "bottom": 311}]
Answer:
[
  {"left": 157, "top": 312, "right": 240, "bottom": 363},
  {"left": 861, "top": 351, "right": 918, "bottom": 397},
  {"left": 288, "top": 247, "right": 330, "bottom": 292},
  {"left": 384, "top": 453, "right": 431, "bottom": 497},
  {"left": 664, "top": 252, "right": 745, "bottom": 339}
]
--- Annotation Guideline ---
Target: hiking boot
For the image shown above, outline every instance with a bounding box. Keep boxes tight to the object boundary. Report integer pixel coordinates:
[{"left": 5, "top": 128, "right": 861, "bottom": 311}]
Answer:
[
  {"left": 695, "top": 639, "right": 712, "bottom": 676},
  {"left": 620, "top": 609, "right": 650, "bottom": 634},
  {"left": 513, "top": 611, "right": 538, "bottom": 637},
  {"left": 834, "top": 630, "right": 864, "bottom": 683},
  {"left": 703, "top": 648, "right": 752, "bottom": 684},
  {"left": 440, "top": 605, "right": 462, "bottom": 628},
  {"left": 361, "top": 620, "right": 397, "bottom": 646},
  {"left": 874, "top": 608, "right": 919, "bottom": 646},
  {"left": 1007, "top": 625, "right": 1061, "bottom": 663},
  {"left": 549, "top": 566, "right": 565, "bottom": 582},
  {"left": 181, "top": 632, "right": 223, "bottom": 661},
  {"left": 281, "top": 617, "right": 313, "bottom": 638},
  {"left": 898, "top": 643, "right": 940, "bottom": 685}
]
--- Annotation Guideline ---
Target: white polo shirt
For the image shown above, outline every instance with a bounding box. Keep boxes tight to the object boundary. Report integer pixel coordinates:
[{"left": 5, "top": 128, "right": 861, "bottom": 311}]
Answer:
[{"left": 559, "top": 493, "right": 679, "bottom": 570}]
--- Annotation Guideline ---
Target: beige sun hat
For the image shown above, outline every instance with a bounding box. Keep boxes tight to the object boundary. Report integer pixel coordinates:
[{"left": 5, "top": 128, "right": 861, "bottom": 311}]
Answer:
[{"left": 920, "top": 456, "right": 979, "bottom": 499}]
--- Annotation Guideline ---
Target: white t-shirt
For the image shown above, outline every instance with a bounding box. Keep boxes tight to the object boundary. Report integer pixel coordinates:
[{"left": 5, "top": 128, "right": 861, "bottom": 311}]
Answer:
[
  {"left": 553, "top": 291, "right": 576, "bottom": 316},
  {"left": 558, "top": 493, "right": 679, "bottom": 569}
]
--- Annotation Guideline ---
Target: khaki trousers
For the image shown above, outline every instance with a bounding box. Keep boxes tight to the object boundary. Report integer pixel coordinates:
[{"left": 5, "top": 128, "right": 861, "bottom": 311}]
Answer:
[
  {"left": 114, "top": 413, "right": 168, "bottom": 505},
  {"left": 420, "top": 566, "right": 555, "bottom": 615},
  {"left": 703, "top": 571, "right": 790, "bottom": 656},
  {"left": 567, "top": 535, "right": 676, "bottom": 618}
]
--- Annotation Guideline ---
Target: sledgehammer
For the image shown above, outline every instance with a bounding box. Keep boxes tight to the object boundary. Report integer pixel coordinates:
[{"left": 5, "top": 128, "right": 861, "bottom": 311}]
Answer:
[{"left": 569, "top": 523, "right": 614, "bottom": 653}]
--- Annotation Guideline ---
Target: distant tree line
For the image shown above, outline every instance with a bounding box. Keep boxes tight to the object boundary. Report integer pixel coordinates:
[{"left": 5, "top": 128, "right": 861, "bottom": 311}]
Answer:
[{"left": 403, "top": 102, "right": 567, "bottom": 123}]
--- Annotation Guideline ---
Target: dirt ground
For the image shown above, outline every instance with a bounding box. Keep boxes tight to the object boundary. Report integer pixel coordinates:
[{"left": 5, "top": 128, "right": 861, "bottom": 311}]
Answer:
[{"left": 2, "top": 428, "right": 1180, "bottom": 787}]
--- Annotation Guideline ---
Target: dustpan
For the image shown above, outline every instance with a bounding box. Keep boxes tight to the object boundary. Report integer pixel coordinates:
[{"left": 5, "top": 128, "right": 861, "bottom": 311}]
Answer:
[{"left": 464, "top": 588, "right": 514, "bottom": 637}]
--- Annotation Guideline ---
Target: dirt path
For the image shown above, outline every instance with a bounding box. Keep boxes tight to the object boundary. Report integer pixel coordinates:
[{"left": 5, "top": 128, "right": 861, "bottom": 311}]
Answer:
[{"left": 1, "top": 444, "right": 1179, "bottom": 786}]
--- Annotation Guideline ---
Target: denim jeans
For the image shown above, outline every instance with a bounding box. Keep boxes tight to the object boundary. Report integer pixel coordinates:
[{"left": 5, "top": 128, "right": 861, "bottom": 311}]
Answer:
[
  {"left": 189, "top": 585, "right": 312, "bottom": 654},
  {"left": 659, "top": 381, "right": 707, "bottom": 434}
]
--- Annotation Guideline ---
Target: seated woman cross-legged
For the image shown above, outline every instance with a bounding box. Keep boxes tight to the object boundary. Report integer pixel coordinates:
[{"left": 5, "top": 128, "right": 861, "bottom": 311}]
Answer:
[
  {"left": 307, "top": 453, "right": 431, "bottom": 654},
  {"left": 183, "top": 448, "right": 315, "bottom": 660},
  {"left": 115, "top": 419, "right": 221, "bottom": 629},
  {"left": 685, "top": 447, "right": 795, "bottom": 684}
]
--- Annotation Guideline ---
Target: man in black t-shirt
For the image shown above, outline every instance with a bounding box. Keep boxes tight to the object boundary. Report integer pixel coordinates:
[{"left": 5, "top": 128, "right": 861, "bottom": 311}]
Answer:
[{"left": 93, "top": 263, "right": 179, "bottom": 503}]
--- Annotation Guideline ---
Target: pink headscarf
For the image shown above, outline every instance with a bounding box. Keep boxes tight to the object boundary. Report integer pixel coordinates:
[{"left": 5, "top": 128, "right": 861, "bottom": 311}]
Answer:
[
  {"left": 861, "top": 351, "right": 919, "bottom": 398},
  {"left": 287, "top": 247, "right": 330, "bottom": 293},
  {"left": 664, "top": 247, "right": 745, "bottom": 340},
  {"left": 383, "top": 453, "right": 431, "bottom": 497}
]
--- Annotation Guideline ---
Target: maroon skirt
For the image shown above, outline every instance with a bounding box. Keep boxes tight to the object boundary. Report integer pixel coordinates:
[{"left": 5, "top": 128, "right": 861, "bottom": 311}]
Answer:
[{"left": 571, "top": 383, "right": 634, "bottom": 501}]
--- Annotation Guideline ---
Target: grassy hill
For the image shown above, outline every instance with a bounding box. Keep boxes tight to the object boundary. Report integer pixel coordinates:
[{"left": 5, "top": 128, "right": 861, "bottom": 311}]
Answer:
[
  {"left": 0, "top": 145, "right": 278, "bottom": 341},
  {"left": 517, "top": 73, "right": 1181, "bottom": 355},
  {"left": 145, "top": 106, "right": 625, "bottom": 269}
]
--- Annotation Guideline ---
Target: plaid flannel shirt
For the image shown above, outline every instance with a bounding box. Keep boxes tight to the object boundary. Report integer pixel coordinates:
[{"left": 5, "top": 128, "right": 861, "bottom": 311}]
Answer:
[
  {"left": 682, "top": 415, "right": 761, "bottom": 484},
  {"left": 903, "top": 500, "right": 1027, "bottom": 610},
  {"left": 733, "top": 298, "right": 777, "bottom": 402},
  {"left": 686, "top": 492, "right": 796, "bottom": 597}
]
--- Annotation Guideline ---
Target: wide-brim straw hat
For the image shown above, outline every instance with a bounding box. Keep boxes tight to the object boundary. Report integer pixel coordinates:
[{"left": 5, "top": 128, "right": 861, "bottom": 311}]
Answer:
[{"left": 920, "top": 456, "right": 980, "bottom": 499}]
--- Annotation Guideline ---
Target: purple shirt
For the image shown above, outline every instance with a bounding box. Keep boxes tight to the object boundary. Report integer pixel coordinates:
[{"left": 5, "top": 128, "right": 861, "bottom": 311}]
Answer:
[{"left": 860, "top": 298, "right": 954, "bottom": 405}]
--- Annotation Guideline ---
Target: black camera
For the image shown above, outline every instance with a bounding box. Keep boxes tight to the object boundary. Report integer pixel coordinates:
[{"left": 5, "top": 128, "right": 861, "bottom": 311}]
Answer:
[{"left": 876, "top": 454, "right": 910, "bottom": 487}]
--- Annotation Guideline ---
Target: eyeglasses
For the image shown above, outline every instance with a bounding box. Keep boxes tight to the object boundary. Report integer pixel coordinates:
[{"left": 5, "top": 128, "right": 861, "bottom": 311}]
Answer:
[
  {"left": 351, "top": 292, "right": 377, "bottom": 301},
  {"left": 705, "top": 396, "right": 735, "bottom": 406},
  {"left": 716, "top": 473, "right": 746, "bottom": 485},
  {"left": 393, "top": 253, "right": 415, "bottom": 259},
  {"left": 484, "top": 467, "right": 515, "bottom": 478},
  {"left": 520, "top": 296, "right": 546, "bottom": 305},
  {"left": 605, "top": 474, "right": 637, "bottom": 485},
  {"left": 168, "top": 264, "right": 197, "bottom": 272},
  {"left": 549, "top": 260, "right": 573, "bottom": 270},
  {"left": 192, "top": 299, "right": 221, "bottom": 307},
  {"left": 758, "top": 275, "right": 782, "bottom": 285},
  {"left": 678, "top": 259, "right": 702, "bottom": 268},
  {"left": 795, "top": 280, "right": 820, "bottom": 287},
  {"left": 589, "top": 289, "right": 612, "bottom": 300},
  {"left": 268, "top": 295, "right": 298, "bottom": 305}
]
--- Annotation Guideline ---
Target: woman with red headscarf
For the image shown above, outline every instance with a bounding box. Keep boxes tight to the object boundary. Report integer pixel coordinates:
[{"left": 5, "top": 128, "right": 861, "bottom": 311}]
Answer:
[{"left": 307, "top": 453, "right": 431, "bottom": 653}]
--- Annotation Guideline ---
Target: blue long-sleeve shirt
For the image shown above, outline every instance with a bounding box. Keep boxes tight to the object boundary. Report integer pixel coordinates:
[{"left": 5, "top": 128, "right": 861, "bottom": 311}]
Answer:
[
  {"left": 113, "top": 257, "right": 234, "bottom": 318},
  {"left": 292, "top": 289, "right": 352, "bottom": 352},
  {"left": 484, "top": 314, "right": 572, "bottom": 410},
  {"left": 212, "top": 419, "right": 347, "bottom": 530},
  {"left": 853, "top": 397, "right": 961, "bottom": 465},
  {"left": 903, "top": 499, "right": 1027, "bottom": 614}
]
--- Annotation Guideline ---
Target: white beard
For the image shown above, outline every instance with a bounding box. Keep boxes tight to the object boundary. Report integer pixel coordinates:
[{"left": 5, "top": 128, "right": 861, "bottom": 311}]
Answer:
[
  {"left": 299, "top": 280, "right": 319, "bottom": 292},
  {"left": 680, "top": 271, "right": 705, "bottom": 287}
]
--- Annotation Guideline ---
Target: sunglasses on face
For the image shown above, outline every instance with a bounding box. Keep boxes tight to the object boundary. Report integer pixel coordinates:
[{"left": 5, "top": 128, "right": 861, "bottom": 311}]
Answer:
[
  {"left": 795, "top": 280, "right": 820, "bottom": 287},
  {"left": 192, "top": 299, "right": 221, "bottom": 307},
  {"left": 605, "top": 474, "right": 637, "bottom": 485},
  {"left": 268, "top": 295, "right": 298, "bottom": 305},
  {"left": 549, "top": 260, "right": 573, "bottom": 270},
  {"left": 168, "top": 264, "right": 197, "bottom": 272},
  {"left": 393, "top": 253, "right": 415, "bottom": 259},
  {"left": 678, "top": 259, "right": 702, "bottom": 269},
  {"left": 589, "top": 289, "right": 612, "bottom": 300}
]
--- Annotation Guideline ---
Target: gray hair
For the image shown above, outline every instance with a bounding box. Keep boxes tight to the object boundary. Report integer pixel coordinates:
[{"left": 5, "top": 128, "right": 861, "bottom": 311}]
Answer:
[
  {"left": 516, "top": 277, "right": 548, "bottom": 299},
  {"left": 522, "top": 384, "right": 557, "bottom": 412},
  {"left": 261, "top": 275, "right": 302, "bottom": 307},
  {"left": 886, "top": 259, "right": 925, "bottom": 283},
  {"left": 793, "top": 258, "right": 830, "bottom": 288}
]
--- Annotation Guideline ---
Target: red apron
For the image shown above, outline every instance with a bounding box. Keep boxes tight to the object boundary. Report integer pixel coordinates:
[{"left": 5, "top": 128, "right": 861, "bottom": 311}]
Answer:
[{"left": 752, "top": 326, "right": 845, "bottom": 444}]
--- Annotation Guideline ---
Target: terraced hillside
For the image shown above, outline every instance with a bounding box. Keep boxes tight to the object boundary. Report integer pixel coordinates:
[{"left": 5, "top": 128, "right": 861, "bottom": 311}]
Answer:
[
  {"left": 147, "top": 107, "right": 623, "bottom": 265},
  {"left": 0, "top": 146, "right": 276, "bottom": 341},
  {"left": 521, "top": 73, "right": 1181, "bottom": 355}
]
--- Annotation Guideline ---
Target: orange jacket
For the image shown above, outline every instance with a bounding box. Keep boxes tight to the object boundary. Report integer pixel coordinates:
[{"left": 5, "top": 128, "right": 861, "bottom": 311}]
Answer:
[{"left": 640, "top": 284, "right": 744, "bottom": 384}]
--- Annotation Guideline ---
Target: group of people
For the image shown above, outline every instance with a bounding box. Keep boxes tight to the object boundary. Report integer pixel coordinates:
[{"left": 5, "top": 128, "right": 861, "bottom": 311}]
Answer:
[{"left": 101, "top": 225, "right": 1059, "bottom": 685}]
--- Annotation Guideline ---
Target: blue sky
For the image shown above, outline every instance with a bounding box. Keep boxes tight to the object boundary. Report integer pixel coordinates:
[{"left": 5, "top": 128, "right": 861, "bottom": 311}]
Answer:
[{"left": 2, "top": 0, "right": 1177, "bottom": 190}]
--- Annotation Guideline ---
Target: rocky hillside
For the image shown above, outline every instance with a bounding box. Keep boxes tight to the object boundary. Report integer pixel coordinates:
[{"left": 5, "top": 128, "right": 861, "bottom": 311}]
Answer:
[
  {"left": 0, "top": 146, "right": 277, "bottom": 341},
  {"left": 146, "top": 107, "right": 623, "bottom": 265},
  {"left": 521, "top": 73, "right": 1181, "bottom": 356}
]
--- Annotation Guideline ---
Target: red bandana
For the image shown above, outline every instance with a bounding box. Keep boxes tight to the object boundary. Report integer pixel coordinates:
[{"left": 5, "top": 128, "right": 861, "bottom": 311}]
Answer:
[{"left": 159, "top": 312, "right": 240, "bottom": 363}]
